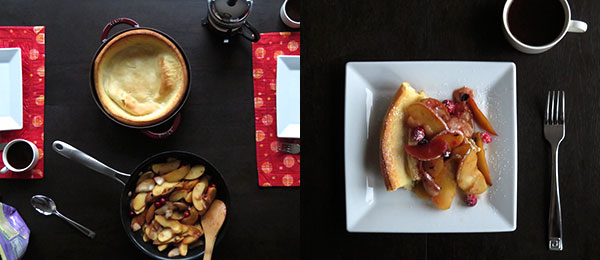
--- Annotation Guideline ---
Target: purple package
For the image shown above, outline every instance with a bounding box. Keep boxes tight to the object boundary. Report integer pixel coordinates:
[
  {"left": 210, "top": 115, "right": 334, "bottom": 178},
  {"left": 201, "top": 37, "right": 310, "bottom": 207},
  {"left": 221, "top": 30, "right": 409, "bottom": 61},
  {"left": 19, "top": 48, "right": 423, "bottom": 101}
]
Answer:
[{"left": 0, "top": 203, "right": 29, "bottom": 260}]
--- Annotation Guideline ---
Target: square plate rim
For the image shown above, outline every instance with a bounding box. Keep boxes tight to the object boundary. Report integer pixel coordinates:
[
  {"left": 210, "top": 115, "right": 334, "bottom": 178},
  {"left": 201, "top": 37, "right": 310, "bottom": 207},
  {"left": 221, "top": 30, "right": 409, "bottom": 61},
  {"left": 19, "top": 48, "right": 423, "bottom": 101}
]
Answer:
[
  {"left": 276, "top": 55, "right": 300, "bottom": 139},
  {"left": 343, "top": 60, "right": 517, "bottom": 233},
  {"left": 0, "top": 47, "right": 23, "bottom": 131}
]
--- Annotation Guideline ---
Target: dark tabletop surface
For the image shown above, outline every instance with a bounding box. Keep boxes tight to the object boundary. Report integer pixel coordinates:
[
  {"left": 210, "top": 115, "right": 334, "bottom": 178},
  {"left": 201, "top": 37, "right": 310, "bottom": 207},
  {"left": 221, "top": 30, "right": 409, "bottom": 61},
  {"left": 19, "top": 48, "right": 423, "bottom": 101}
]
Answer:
[
  {"left": 0, "top": 1, "right": 299, "bottom": 260},
  {"left": 302, "top": 0, "right": 600, "bottom": 259}
]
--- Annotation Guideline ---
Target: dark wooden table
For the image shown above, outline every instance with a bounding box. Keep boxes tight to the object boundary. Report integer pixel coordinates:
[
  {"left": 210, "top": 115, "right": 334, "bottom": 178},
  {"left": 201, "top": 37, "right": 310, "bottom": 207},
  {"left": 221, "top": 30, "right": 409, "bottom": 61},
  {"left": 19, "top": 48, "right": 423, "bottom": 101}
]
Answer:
[
  {"left": 0, "top": 1, "right": 299, "bottom": 259},
  {"left": 302, "top": 0, "right": 599, "bottom": 259}
]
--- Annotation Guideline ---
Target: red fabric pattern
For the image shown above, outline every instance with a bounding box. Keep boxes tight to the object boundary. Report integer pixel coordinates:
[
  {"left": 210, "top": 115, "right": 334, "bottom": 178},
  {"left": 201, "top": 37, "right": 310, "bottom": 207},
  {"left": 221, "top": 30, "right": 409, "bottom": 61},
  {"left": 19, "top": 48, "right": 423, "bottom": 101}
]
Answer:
[
  {"left": 0, "top": 26, "right": 45, "bottom": 179},
  {"left": 252, "top": 32, "right": 300, "bottom": 187}
]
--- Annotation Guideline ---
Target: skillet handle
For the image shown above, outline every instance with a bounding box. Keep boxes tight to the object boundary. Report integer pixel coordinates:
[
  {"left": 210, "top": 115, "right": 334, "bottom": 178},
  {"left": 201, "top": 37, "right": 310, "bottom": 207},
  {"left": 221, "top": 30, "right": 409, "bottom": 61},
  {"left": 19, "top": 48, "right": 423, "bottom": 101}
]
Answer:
[
  {"left": 52, "top": 140, "right": 129, "bottom": 186},
  {"left": 101, "top": 18, "right": 140, "bottom": 43}
]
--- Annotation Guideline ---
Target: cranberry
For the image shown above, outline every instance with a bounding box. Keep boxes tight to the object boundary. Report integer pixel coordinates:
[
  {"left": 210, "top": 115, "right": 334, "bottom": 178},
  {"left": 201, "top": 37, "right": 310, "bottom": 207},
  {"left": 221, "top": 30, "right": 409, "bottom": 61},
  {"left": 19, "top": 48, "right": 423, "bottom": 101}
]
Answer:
[
  {"left": 465, "top": 194, "right": 477, "bottom": 207},
  {"left": 412, "top": 127, "right": 425, "bottom": 143},
  {"left": 129, "top": 211, "right": 135, "bottom": 216},
  {"left": 154, "top": 201, "right": 161, "bottom": 208},
  {"left": 481, "top": 132, "right": 492, "bottom": 144},
  {"left": 442, "top": 100, "right": 455, "bottom": 114},
  {"left": 160, "top": 197, "right": 167, "bottom": 205},
  {"left": 184, "top": 211, "right": 190, "bottom": 217}
]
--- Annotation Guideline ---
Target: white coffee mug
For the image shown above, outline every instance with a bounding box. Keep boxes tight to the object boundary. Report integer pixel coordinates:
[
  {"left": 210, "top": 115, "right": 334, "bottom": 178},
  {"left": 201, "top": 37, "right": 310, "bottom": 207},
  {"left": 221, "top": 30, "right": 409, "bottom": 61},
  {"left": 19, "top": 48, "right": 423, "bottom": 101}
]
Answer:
[
  {"left": 280, "top": 0, "right": 300, "bottom": 29},
  {"left": 502, "top": 0, "right": 587, "bottom": 54},
  {"left": 0, "top": 139, "right": 39, "bottom": 174}
]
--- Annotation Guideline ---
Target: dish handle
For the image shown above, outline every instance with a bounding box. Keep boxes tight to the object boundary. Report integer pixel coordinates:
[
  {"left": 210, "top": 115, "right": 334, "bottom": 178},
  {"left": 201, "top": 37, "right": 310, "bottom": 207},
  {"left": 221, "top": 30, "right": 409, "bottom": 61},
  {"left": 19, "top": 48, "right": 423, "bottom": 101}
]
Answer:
[
  {"left": 52, "top": 140, "right": 130, "bottom": 185},
  {"left": 101, "top": 18, "right": 140, "bottom": 43},
  {"left": 141, "top": 113, "right": 181, "bottom": 139}
]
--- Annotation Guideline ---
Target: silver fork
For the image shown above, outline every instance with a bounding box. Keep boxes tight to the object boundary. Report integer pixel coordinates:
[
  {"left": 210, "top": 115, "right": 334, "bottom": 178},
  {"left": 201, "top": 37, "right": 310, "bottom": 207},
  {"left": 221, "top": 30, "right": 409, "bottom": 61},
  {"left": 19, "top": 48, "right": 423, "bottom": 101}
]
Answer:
[
  {"left": 544, "top": 90, "right": 565, "bottom": 251},
  {"left": 277, "top": 142, "right": 300, "bottom": 154}
]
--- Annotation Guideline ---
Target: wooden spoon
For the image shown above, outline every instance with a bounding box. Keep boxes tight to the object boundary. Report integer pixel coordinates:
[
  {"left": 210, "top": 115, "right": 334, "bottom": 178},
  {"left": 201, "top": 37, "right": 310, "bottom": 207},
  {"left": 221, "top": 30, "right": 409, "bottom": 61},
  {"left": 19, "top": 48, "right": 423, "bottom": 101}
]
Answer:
[{"left": 201, "top": 199, "right": 226, "bottom": 260}]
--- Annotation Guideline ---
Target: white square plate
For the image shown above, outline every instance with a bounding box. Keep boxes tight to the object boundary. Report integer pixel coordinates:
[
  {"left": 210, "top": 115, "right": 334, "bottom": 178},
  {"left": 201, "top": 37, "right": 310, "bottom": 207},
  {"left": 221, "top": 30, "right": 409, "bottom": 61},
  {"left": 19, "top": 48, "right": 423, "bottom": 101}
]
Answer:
[
  {"left": 344, "top": 61, "right": 517, "bottom": 233},
  {"left": 0, "top": 48, "right": 23, "bottom": 131},
  {"left": 276, "top": 55, "right": 300, "bottom": 138}
]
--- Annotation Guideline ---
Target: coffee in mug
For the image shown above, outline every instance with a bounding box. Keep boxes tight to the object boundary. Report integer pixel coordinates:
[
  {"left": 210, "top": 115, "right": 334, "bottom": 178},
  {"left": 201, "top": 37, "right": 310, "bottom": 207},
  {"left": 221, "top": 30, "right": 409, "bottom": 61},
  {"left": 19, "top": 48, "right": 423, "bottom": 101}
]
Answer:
[
  {"left": 502, "top": 0, "right": 587, "bottom": 54},
  {"left": 1, "top": 139, "right": 39, "bottom": 174}
]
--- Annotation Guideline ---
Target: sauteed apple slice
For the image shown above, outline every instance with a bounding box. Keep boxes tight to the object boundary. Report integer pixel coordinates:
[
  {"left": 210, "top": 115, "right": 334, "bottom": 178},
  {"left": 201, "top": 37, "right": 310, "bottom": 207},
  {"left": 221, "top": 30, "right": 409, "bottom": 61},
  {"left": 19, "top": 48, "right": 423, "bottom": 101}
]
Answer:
[
  {"left": 133, "top": 192, "right": 147, "bottom": 214},
  {"left": 163, "top": 165, "right": 191, "bottom": 182},
  {"left": 467, "top": 98, "right": 497, "bottom": 135},
  {"left": 184, "top": 165, "right": 205, "bottom": 180},
  {"left": 431, "top": 130, "right": 464, "bottom": 149},
  {"left": 456, "top": 150, "right": 487, "bottom": 194},
  {"left": 404, "top": 138, "right": 448, "bottom": 161},
  {"left": 155, "top": 215, "right": 183, "bottom": 234},
  {"left": 152, "top": 160, "right": 181, "bottom": 175},
  {"left": 474, "top": 132, "right": 492, "bottom": 186},
  {"left": 192, "top": 176, "right": 210, "bottom": 211},
  {"left": 406, "top": 102, "right": 448, "bottom": 137},
  {"left": 431, "top": 164, "right": 457, "bottom": 210}
]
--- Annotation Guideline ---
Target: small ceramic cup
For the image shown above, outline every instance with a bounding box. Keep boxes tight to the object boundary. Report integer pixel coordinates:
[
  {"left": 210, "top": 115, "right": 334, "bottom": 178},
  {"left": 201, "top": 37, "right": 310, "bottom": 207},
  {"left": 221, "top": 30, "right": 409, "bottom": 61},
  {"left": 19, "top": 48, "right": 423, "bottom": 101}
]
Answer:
[
  {"left": 502, "top": 0, "right": 587, "bottom": 54},
  {"left": 0, "top": 139, "right": 39, "bottom": 174},
  {"left": 280, "top": 0, "right": 300, "bottom": 29}
]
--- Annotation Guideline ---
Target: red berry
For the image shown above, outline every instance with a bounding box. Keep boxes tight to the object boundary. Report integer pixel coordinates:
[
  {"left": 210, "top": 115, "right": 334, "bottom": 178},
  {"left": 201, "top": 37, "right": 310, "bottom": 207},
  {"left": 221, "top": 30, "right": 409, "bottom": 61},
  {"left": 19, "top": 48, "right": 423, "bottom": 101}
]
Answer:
[
  {"left": 465, "top": 194, "right": 477, "bottom": 207},
  {"left": 443, "top": 100, "right": 455, "bottom": 114},
  {"left": 154, "top": 201, "right": 161, "bottom": 207},
  {"left": 481, "top": 132, "right": 492, "bottom": 143},
  {"left": 184, "top": 211, "right": 190, "bottom": 217},
  {"left": 160, "top": 197, "right": 166, "bottom": 204},
  {"left": 412, "top": 127, "right": 425, "bottom": 143},
  {"left": 129, "top": 211, "right": 135, "bottom": 216}
]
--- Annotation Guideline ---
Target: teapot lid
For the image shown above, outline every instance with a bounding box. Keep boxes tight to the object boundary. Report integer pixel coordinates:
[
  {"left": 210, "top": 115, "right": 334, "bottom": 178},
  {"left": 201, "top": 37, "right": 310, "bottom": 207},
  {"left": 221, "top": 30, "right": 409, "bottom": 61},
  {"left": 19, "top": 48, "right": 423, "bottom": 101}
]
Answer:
[{"left": 209, "top": 0, "right": 253, "bottom": 24}]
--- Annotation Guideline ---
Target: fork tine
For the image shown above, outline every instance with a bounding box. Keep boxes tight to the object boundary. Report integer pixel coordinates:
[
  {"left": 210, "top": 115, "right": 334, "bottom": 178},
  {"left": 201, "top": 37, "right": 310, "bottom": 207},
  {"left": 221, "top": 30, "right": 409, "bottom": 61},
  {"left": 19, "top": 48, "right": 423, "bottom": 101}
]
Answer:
[
  {"left": 555, "top": 91, "right": 560, "bottom": 125},
  {"left": 546, "top": 91, "right": 551, "bottom": 124},
  {"left": 551, "top": 91, "right": 556, "bottom": 125},
  {"left": 560, "top": 91, "right": 565, "bottom": 124}
]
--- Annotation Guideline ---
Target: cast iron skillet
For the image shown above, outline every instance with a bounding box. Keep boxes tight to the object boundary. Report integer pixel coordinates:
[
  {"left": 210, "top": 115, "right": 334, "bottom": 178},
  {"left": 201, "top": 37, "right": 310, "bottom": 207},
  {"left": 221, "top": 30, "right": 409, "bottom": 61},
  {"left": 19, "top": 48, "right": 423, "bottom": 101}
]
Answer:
[
  {"left": 52, "top": 140, "right": 230, "bottom": 260},
  {"left": 90, "top": 18, "right": 192, "bottom": 139}
]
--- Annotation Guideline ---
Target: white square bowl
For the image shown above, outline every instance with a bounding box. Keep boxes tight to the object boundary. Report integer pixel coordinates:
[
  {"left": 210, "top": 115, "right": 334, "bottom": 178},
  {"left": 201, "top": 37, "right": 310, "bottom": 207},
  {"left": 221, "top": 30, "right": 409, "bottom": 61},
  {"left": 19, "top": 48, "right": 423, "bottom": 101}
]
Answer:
[
  {"left": 344, "top": 61, "right": 517, "bottom": 233},
  {"left": 0, "top": 48, "right": 23, "bottom": 131},
  {"left": 276, "top": 55, "right": 300, "bottom": 139}
]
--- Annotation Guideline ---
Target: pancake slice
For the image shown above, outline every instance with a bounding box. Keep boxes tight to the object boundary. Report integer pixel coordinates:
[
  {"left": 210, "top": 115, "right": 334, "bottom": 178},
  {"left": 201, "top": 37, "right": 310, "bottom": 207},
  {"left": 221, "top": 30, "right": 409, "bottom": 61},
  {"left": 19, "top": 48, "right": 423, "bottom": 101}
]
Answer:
[{"left": 380, "top": 82, "right": 428, "bottom": 191}]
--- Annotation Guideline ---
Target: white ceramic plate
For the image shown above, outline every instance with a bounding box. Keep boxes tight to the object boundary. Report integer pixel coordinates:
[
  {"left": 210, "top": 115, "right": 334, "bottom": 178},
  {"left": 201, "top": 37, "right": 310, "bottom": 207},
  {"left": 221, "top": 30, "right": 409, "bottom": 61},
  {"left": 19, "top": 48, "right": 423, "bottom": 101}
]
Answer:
[
  {"left": 344, "top": 61, "right": 517, "bottom": 233},
  {"left": 276, "top": 55, "right": 300, "bottom": 138},
  {"left": 0, "top": 48, "right": 23, "bottom": 131}
]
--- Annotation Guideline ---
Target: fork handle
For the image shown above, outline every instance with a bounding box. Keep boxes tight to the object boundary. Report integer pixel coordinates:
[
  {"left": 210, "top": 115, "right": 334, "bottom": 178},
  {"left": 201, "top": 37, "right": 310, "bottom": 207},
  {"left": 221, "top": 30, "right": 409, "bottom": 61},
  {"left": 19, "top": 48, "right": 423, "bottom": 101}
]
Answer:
[{"left": 549, "top": 145, "right": 563, "bottom": 251}]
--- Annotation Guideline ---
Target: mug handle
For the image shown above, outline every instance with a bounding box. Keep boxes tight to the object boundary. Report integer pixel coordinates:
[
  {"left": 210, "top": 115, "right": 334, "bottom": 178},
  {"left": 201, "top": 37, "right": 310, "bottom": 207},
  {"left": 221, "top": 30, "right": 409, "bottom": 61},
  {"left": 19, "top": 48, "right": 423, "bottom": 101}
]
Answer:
[
  {"left": 141, "top": 113, "right": 182, "bottom": 139},
  {"left": 0, "top": 167, "right": 7, "bottom": 174},
  {"left": 240, "top": 22, "right": 261, "bottom": 42},
  {"left": 567, "top": 20, "right": 587, "bottom": 33},
  {"left": 101, "top": 18, "right": 140, "bottom": 43}
]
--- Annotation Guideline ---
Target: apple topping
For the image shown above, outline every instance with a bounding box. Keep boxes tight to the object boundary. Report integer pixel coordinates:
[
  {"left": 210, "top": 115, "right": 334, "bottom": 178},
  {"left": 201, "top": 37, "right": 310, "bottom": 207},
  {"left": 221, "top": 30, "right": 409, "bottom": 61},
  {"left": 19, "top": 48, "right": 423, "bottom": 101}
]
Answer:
[
  {"left": 152, "top": 160, "right": 181, "bottom": 175},
  {"left": 404, "top": 138, "right": 449, "bottom": 161},
  {"left": 129, "top": 158, "right": 221, "bottom": 257},
  {"left": 184, "top": 165, "right": 205, "bottom": 180},
  {"left": 406, "top": 102, "right": 448, "bottom": 137}
]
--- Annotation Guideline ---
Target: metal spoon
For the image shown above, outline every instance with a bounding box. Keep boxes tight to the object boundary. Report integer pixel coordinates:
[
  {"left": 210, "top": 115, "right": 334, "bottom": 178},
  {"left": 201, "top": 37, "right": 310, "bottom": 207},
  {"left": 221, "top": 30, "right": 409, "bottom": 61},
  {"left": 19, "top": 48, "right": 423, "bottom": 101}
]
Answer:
[{"left": 31, "top": 195, "right": 96, "bottom": 239}]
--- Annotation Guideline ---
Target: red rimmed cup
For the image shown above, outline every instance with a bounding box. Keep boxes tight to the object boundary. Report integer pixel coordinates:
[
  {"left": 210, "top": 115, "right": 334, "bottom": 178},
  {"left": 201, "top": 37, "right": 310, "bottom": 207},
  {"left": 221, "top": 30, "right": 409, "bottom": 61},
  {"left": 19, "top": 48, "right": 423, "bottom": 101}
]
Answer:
[{"left": 90, "top": 18, "right": 191, "bottom": 138}]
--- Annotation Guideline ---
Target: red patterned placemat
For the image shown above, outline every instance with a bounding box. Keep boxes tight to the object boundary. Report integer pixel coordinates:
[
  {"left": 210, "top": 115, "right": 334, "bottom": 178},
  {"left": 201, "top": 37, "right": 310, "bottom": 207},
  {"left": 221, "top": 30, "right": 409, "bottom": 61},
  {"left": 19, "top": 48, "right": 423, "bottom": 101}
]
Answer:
[
  {"left": 252, "top": 32, "right": 300, "bottom": 187},
  {"left": 0, "top": 26, "right": 45, "bottom": 179}
]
